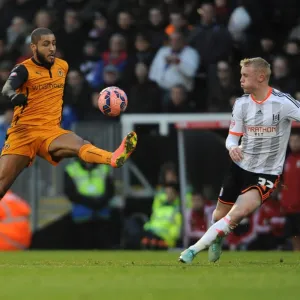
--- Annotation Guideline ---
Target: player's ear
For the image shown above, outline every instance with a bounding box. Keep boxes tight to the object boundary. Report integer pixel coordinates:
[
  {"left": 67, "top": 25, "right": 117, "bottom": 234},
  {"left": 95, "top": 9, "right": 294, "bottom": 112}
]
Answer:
[
  {"left": 30, "top": 43, "right": 36, "bottom": 53},
  {"left": 258, "top": 73, "right": 265, "bottom": 83}
]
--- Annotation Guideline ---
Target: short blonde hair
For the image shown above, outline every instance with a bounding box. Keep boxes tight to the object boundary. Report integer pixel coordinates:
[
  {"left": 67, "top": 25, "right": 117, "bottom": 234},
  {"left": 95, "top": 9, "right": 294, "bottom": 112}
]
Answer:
[{"left": 240, "top": 57, "right": 271, "bottom": 80}]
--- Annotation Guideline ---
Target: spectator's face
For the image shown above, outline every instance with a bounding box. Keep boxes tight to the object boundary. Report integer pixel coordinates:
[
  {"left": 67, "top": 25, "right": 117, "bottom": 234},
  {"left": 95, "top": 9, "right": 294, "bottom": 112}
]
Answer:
[
  {"left": 165, "top": 187, "right": 178, "bottom": 203},
  {"left": 109, "top": 35, "right": 125, "bottom": 52},
  {"left": 31, "top": 34, "right": 56, "bottom": 65},
  {"left": 64, "top": 10, "right": 79, "bottom": 29},
  {"left": 135, "top": 35, "right": 150, "bottom": 52},
  {"left": 199, "top": 4, "right": 215, "bottom": 24},
  {"left": 272, "top": 58, "right": 288, "bottom": 78},
  {"left": 135, "top": 63, "right": 148, "bottom": 80},
  {"left": 260, "top": 38, "right": 274, "bottom": 53},
  {"left": 84, "top": 43, "right": 96, "bottom": 56},
  {"left": 67, "top": 71, "right": 82, "bottom": 87},
  {"left": 11, "top": 17, "right": 26, "bottom": 33},
  {"left": 170, "top": 13, "right": 185, "bottom": 29},
  {"left": 149, "top": 8, "right": 163, "bottom": 26},
  {"left": 94, "top": 16, "right": 107, "bottom": 29},
  {"left": 103, "top": 71, "right": 118, "bottom": 85},
  {"left": 170, "top": 32, "right": 185, "bottom": 51},
  {"left": 35, "top": 11, "right": 52, "bottom": 28},
  {"left": 217, "top": 61, "right": 230, "bottom": 80},
  {"left": 118, "top": 12, "right": 132, "bottom": 30},
  {"left": 215, "top": 0, "right": 226, "bottom": 7},
  {"left": 165, "top": 170, "right": 177, "bottom": 183},
  {"left": 289, "top": 134, "right": 300, "bottom": 152},
  {"left": 171, "top": 86, "right": 186, "bottom": 105},
  {"left": 285, "top": 42, "right": 299, "bottom": 55},
  {"left": 191, "top": 194, "right": 205, "bottom": 210}
]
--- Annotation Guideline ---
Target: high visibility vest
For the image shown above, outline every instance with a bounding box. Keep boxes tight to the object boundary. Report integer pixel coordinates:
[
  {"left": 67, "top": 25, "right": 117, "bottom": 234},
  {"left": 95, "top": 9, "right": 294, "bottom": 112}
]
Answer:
[
  {"left": 144, "top": 192, "right": 182, "bottom": 247},
  {"left": 0, "top": 190, "right": 31, "bottom": 251},
  {"left": 65, "top": 161, "right": 111, "bottom": 222},
  {"left": 153, "top": 187, "right": 192, "bottom": 211}
]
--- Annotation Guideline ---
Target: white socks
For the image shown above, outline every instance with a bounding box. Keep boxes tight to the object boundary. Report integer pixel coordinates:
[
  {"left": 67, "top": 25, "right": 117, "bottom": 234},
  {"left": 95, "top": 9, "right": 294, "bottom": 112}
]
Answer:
[{"left": 189, "top": 215, "right": 232, "bottom": 254}]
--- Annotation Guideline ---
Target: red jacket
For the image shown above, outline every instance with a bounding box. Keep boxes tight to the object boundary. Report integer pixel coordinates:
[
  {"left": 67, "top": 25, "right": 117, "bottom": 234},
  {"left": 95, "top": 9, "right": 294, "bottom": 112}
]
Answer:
[
  {"left": 281, "top": 153, "right": 300, "bottom": 213},
  {"left": 256, "top": 199, "right": 285, "bottom": 237}
]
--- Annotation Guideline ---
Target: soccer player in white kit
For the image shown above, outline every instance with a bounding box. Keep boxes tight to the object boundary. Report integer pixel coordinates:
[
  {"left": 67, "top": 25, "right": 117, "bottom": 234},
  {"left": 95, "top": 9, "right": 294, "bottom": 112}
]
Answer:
[{"left": 179, "top": 57, "right": 300, "bottom": 263}]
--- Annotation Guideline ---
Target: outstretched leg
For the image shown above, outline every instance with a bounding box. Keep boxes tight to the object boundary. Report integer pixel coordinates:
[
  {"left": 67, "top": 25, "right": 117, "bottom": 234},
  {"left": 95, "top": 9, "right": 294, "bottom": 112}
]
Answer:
[
  {"left": 47, "top": 131, "right": 137, "bottom": 168},
  {"left": 179, "top": 189, "right": 261, "bottom": 263},
  {"left": 0, "top": 154, "right": 30, "bottom": 199}
]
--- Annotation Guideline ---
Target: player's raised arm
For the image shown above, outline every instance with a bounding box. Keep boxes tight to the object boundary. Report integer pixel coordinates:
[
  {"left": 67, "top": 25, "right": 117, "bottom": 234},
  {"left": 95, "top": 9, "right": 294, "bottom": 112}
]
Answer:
[
  {"left": 226, "top": 99, "right": 243, "bottom": 162},
  {"left": 1, "top": 64, "right": 28, "bottom": 107}
]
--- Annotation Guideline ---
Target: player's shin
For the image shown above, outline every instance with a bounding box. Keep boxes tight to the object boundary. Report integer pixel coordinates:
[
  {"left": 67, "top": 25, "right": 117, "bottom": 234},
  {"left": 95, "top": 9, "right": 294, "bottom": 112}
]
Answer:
[
  {"left": 189, "top": 215, "right": 234, "bottom": 254},
  {"left": 78, "top": 144, "right": 112, "bottom": 165}
]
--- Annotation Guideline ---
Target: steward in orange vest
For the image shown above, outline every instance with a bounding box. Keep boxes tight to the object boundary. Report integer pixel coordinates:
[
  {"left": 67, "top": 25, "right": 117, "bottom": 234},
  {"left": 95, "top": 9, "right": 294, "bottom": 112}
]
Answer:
[{"left": 0, "top": 190, "right": 31, "bottom": 250}]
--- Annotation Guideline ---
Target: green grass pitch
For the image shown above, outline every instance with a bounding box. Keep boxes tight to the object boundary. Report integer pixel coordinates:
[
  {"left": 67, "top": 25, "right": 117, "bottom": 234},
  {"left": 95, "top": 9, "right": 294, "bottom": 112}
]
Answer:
[{"left": 0, "top": 251, "right": 299, "bottom": 300}]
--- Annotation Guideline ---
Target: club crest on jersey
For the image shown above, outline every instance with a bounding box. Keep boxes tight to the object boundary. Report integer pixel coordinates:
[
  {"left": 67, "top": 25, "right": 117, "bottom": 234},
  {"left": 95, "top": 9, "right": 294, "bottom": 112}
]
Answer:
[
  {"left": 57, "top": 68, "right": 64, "bottom": 77},
  {"left": 272, "top": 113, "right": 280, "bottom": 124}
]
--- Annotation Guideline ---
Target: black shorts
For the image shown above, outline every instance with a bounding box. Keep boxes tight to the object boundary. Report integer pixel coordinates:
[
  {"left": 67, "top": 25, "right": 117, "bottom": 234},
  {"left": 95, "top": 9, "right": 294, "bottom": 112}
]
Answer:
[
  {"left": 218, "top": 163, "right": 280, "bottom": 205},
  {"left": 284, "top": 213, "right": 300, "bottom": 237}
]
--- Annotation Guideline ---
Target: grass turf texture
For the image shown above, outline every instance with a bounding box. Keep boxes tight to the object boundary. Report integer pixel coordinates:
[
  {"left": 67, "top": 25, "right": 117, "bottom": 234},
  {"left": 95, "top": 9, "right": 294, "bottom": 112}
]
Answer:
[{"left": 0, "top": 251, "right": 299, "bottom": 300}]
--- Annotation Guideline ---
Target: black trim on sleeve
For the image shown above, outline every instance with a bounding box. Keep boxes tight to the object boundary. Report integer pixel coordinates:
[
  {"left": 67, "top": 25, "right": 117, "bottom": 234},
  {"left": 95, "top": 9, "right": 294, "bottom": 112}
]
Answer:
[{"left": 1, "top": 65, "right": 29, "bottom": 100}]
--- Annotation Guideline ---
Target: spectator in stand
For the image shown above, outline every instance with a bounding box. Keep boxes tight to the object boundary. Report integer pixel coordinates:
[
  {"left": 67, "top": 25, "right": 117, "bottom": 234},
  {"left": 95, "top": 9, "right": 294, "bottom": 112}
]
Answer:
[
  {"left": 165, "top": 10, "right": 193, "bottom": 37},
  {"left": 90, "top": 33, "right": 128, "bottom": 89},
  {"left": 146, "top": 7, "right": 167, "bottom": 51},
  {"left": 55, "top": 9, "right": 86, "bottom": 68},
  {"left": 127, "top": 62, "right": 161, "bottom": 113},
  {"left": 80, "top": 41, "right": 100, "bottom": 85},
  {"left": 162, "top": 84, "right": 193, "bottom": 113},
  {"left": 283, "top": 39, "right": 300, "bottom": 79},
  {"left": 123, "top": 31, "right": 156, "bottom": 86},
  {"left": 33, "top": 9, "right": 55, "bottom": 30},
  {"left": 87, "top": 11, "right": 113, "bottom": 53},
  {"left": 6, "top": 16, "right": 30, "bottom": 62},
  {"left": 114, "top": 11, "right": 137, "bottom": 52},
  {"left": 207, "top": 60, "right": 240, "bottom": 112},
  {"left": 188, "top": 2, "right": 232, "bottom": 72},
  {"left": 280, "top": 131, "right": 300, "bottom": 251},
  {"left": 185, "top": 190, "right": 214, "bottom": 245},
  {"left": 253, "top": 195, "right": 286, "bottom": 250},
  {"left": 270, "top": 56, "right": 298, "bottom": 97},
  {"left": 64, "top": 69, "right": 93, "bottom": 121},
  {"left": 149, "top": 31, "right": 199, "bottom": 97}
]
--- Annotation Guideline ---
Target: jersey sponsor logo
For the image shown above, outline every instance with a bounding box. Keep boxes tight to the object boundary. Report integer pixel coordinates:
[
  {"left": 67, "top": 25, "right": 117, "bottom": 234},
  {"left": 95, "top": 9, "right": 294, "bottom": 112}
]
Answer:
[
  {"left": 246, "top": 125, "right": 276, "bottom": 137},
  {"left": 32, "top": 83, "right": 65, "bottom": 90}
]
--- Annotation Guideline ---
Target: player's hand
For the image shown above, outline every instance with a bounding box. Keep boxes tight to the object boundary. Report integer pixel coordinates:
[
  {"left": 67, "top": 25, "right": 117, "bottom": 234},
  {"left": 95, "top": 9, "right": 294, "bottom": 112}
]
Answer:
[
  {"left": 229, "top": 146, "right": 243, "bottom": 162},
  {"left": 11, "top": 93, "right": 27, "bottom": 107}
]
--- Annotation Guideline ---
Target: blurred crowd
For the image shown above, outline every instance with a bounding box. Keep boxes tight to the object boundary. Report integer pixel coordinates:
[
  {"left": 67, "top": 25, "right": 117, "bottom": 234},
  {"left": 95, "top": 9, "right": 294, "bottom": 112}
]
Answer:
[{"left": 1, "top": 0, "right": 300, "bottom": 124}]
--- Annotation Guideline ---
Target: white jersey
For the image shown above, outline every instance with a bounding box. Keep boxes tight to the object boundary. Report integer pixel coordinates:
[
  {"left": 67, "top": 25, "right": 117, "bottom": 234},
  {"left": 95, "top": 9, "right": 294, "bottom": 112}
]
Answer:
[{"left": 229, "top": 88, "right": 300, "bottom": 175}]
